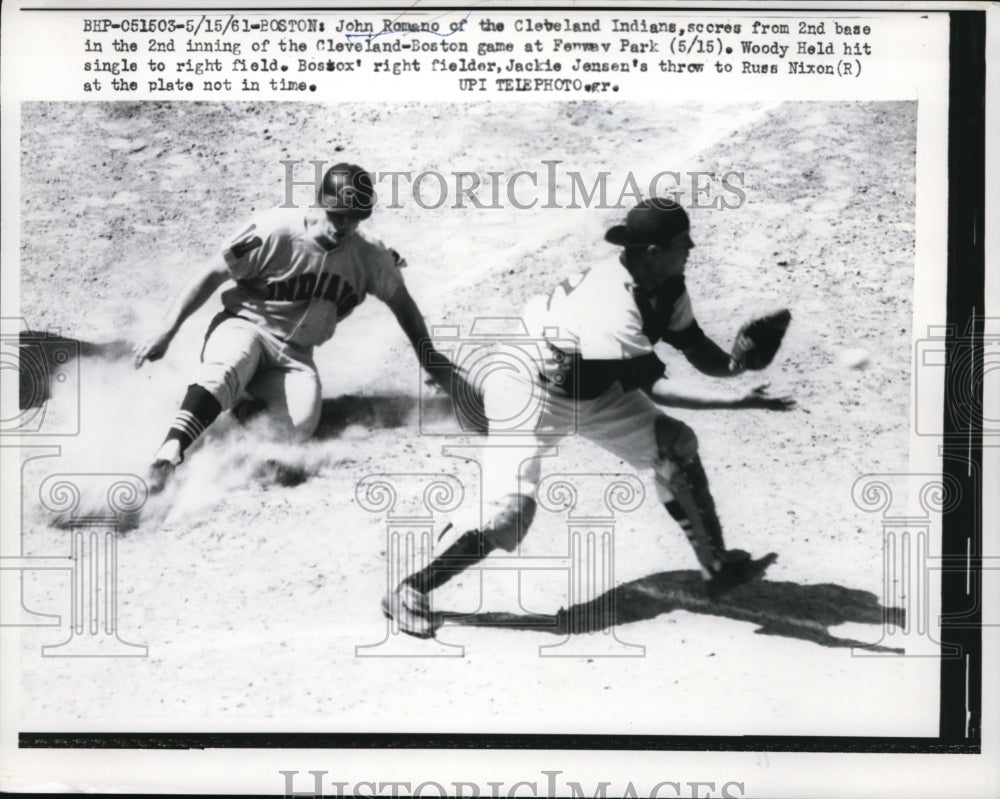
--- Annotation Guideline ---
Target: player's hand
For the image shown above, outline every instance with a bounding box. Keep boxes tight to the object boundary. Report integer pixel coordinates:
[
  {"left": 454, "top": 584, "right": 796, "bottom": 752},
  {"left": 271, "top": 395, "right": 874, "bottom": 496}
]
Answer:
[
  {"left": 134, "top": 329, "right": 175, "bottom": 368},
  {"left": 739, "top": 383, "right": 796, "bottom": 411},
  {"left": 422, "top": 347, "right": 457, "bottom": 393}
]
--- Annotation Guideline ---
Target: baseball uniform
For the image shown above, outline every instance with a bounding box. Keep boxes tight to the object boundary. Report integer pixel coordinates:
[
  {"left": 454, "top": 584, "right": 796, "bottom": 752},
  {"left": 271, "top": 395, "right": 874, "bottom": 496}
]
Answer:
[
  {"left": 193, "top": 206, "right": 404, "bottom": 434},
  {"left": 385, "top": 198, "right": 780, "bottom": 638},
  {"left": 481, "top": 256, "right": 704, "bottom": 522}
]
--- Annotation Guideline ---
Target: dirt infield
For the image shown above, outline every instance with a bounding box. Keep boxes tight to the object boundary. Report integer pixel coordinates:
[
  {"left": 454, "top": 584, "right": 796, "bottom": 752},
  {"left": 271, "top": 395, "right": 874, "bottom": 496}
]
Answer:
[{"left": 14, "top": 100, "right": 936, "bottom": 737}]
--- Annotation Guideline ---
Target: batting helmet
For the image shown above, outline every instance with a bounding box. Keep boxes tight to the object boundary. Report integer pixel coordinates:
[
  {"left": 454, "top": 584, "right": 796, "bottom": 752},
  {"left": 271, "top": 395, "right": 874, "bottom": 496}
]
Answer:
[{"left": 318, "top": 162, "right": 376, "bottom": 219}]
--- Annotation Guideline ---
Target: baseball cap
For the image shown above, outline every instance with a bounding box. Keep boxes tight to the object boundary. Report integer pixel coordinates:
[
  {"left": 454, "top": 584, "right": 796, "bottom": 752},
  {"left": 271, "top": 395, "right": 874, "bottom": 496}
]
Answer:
[
  {"left": 318, "top": 162, "right": 375, "bottom": 219},
  {"left": 605, "top": 198, "right": 692, "bottom": 247}
]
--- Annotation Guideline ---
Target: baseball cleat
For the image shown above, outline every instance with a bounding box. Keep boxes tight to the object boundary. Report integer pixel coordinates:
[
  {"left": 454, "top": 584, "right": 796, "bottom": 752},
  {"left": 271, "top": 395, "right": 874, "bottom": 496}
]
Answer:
[
  {"left": 381, "top": 583, "right": 439, "bottom": 639},
  {"left": 705, "top": 551, "right": 777, "bottom": 600},
  {"left": 146, "top": 459, "right": 175, "bottom": 495}
]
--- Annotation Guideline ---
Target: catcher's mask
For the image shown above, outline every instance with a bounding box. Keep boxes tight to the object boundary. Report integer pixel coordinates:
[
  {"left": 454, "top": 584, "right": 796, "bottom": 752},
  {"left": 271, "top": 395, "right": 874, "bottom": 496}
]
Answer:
[
  {"left": 318, "top": 163, "right": 376, "bottom": 219},
  {"left": 605, "top": 198, "right": 693, "bottom": 248}
]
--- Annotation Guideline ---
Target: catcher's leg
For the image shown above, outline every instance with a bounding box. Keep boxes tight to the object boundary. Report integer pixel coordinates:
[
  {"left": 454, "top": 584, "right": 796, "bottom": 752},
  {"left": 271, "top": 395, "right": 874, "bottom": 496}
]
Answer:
[
  {"left": 586, "top": 388, "right": 774, "bottom": 598},
  {"left": 404, "top": 494, "right": 537, "bottom": 595},
  {"left": 579, "top": 387, "right": 725, "bottom": 571},
  {"left": 386, "top": 369, "right": 551, "bottom": 637},
  {"left": 653, "top": 415, "right": 725, "bottom": 573},
  {"left": 653, "top": 414, "right": 776, "bottom": 598},
  {"left": 385, "top": 495, "right": 537, "bottom": 638},
  {"left": 408, "top": 363, "right": 551, "bottom": 585}
]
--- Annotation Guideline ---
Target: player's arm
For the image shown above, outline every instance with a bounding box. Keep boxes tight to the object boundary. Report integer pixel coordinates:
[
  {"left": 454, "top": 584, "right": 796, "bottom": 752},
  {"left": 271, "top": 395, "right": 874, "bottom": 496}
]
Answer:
[
  {"left": 681, "top": 334, "right": 744, "bottom": 378},
  {"left": 134, "top": 258, "right": 231, "bottom": 368},
  {"left": 645, "top": 377, "right": 794, "bottom": 411},
  {"left": 384, "top": 283, "right": 458, "bottom": 391},
  {"left": 656, "top": 290, "right": 743, "bottom": 378}
]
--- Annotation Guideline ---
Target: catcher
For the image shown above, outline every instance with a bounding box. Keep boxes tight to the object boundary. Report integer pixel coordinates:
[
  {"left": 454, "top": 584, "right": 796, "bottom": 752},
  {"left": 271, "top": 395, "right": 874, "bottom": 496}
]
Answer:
[
  {"left": 134, "top": 162, "right": 466, "bottom": 493},
  {"left": 385, "top": 197, "right": 794, "bottom": 637}
]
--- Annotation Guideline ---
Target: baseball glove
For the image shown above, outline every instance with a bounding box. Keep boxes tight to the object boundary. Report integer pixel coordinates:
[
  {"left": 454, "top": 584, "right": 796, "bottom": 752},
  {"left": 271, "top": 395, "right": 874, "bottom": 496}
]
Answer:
[{"left": 730, "top": 309, "right": 792, "bottom": 371}]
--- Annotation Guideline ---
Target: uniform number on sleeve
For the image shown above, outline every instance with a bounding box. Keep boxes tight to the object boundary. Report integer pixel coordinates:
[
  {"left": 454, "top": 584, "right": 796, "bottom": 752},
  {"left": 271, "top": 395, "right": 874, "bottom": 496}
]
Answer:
[
  {"left": 230, "top": 234, "right": 263, "bottom": 260},
  {"left": 547, "top": 271, "right": 587, "bottom": 309}
]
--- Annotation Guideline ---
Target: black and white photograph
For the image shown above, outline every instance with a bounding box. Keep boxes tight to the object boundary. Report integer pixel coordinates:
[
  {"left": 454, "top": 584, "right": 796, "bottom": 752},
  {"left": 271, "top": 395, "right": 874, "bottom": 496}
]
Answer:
[{"left": 0, "top": 2, "right": 995, "bottom": 797}]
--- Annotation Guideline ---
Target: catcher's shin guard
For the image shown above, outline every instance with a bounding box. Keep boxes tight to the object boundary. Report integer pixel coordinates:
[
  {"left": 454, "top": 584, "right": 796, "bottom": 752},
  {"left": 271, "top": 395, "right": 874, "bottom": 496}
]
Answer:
[
  {"left": 663, "top": 454, "right": 727, "bottom": 576},
  {"left": 404, "top": 528, "right": 496, "bottom": 595}
]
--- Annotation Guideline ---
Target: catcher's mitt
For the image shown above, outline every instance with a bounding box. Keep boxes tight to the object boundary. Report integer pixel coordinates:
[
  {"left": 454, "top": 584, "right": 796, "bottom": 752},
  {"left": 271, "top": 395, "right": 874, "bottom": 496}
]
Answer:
[{"left": 730, "top": 309, "right": 792, "bottom": 371}]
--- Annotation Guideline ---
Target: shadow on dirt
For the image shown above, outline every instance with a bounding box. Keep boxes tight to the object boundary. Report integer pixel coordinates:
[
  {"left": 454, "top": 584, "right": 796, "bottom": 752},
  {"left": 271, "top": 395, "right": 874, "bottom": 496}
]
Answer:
[
  {"left": 16, "top": 332, "right": 133, "bottom": 410},
  {"left": 314, "top": 394, "right": 415, "bottom": 437},
  {"left": 439, "top": 570, "right": 907, "bottom": 653},
  {"left": 14, "top": 333, "right": 459, "bottom": 438},
  {"left": 315, "top": 393, "right": 463, "bottom": 438}
]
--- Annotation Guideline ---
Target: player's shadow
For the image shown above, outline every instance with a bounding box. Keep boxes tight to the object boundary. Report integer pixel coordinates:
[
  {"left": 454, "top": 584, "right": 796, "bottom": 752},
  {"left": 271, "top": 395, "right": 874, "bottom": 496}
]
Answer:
[
  {"left": 440, "top": 571, "right": 907, "bottom": 653},
  {"left": 314, "top": 393, "right": 458, "bottom": 439},
  {"left": 15, "top": 332, "right": 462, "bottom": 439},
  {"left": 17, "top": 332, "right": 133, "bottom": 410}
]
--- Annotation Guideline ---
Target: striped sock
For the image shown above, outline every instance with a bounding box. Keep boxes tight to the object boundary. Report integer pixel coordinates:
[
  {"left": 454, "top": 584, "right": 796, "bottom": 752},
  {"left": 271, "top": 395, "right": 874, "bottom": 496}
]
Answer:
[{"left": 158, "top": 384, "right": 222, "bottom": 464}]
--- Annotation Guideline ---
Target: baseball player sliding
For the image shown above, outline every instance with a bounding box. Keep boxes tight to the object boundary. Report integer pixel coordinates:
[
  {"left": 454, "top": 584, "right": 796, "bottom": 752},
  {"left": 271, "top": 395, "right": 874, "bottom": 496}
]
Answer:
[
  {"left": 134, "top": 162, "right": 465, "bottom": 494},
  {"left": 385, "top": 198, "right": 794, "bottom": 637}
]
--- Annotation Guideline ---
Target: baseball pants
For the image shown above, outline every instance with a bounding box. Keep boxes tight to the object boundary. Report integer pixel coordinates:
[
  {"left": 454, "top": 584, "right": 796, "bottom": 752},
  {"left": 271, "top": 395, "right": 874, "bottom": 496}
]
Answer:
[
  {"left": 480, "top": 368, "right": 683, "bottom": 549},
  {"left": 196, "top": 313, "right": 322, "bottom": 439}
]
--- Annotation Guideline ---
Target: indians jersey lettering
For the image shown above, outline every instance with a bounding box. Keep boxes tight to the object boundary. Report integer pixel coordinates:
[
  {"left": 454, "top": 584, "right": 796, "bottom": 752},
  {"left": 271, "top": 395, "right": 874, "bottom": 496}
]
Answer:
[
  {"left": 538, "top": 259, "right": 701, "bottom": 398},
  {"left": 220, "top": 207, "right": 404, "bottom": 348}
]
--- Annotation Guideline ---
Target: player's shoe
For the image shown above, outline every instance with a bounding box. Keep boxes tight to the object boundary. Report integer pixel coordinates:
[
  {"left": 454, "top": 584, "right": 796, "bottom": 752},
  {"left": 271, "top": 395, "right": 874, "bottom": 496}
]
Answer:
[
  {"left": 705, "top": 551, "right": 777, "bottom": 600},
  {"left": 146, "top": 459, "right": 175, "bottom": 495},
  {"left": 381, "top": 583, "right": 440, "bottom": 639}
]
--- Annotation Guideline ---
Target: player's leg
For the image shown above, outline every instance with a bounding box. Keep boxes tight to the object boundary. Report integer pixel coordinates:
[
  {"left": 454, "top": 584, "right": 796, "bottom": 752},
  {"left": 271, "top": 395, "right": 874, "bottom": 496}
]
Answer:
[
  {"left": 244, "top": 360, "right": 323, "bottom": 441},
  {"left": 653, "top": 415, "right": 777, "bottom": 598},
  {"left": 148, "top": 315, "right": 264, "bottom": 492},
  {"left": 384, "top": 486, "right": 541, "bottom": 639},
  {"left": 403, "top": 491, "right": 538, "bottom": 593},
  {"left": 587, "top": 386, "right": 776, "bottom": 598},
  {"left": 650, "top": 414, "right": 725, "bottom": 570},
  {"left": 383, "top": 369, "right": 553, "bottom": 637}
]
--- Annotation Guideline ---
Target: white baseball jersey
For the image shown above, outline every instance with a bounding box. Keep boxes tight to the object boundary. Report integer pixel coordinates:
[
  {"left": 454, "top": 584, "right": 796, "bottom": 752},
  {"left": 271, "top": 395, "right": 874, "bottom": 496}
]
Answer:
[
  {"left": 537, "top": 257, "right": 703, "bottom": 398},
  {"left": 220, "top": 207, "right": 405, "bottom": 348}
]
